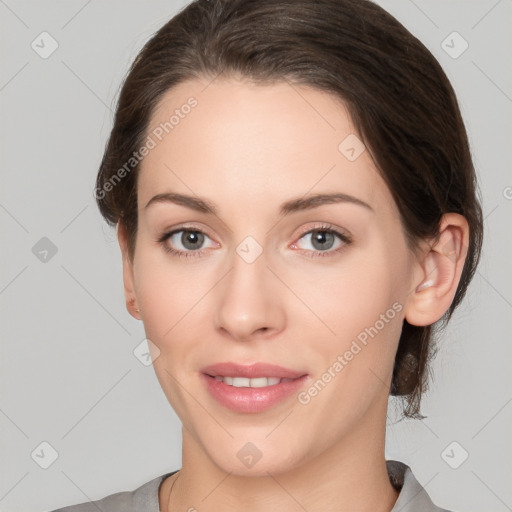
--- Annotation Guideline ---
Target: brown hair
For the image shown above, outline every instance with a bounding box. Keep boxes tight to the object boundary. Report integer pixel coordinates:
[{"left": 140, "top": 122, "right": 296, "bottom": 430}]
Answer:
[{"left": 95, "top": 0, "right": 483, "bottom": 418}]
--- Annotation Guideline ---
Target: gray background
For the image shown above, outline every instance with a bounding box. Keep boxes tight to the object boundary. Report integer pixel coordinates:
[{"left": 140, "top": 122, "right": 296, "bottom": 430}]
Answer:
[{"left": 1, "top": 1, "right": 511, "bottom": 511}]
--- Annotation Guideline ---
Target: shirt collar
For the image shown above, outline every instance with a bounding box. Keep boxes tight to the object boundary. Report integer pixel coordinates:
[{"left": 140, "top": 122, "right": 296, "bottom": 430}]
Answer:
[{"left": 387, "top": 460, "right": 449, "bottom": 511}]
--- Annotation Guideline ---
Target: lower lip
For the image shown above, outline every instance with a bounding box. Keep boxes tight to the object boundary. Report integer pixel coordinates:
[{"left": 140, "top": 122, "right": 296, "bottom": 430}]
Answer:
[{"left": 201, "top": 373, "right": 309, "bottom": 413}]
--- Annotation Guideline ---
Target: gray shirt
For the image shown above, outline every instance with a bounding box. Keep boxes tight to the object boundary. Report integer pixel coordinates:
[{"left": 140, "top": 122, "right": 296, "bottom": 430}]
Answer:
[{"left": 49, "top": 460, "right": 451, "bottom": 511}]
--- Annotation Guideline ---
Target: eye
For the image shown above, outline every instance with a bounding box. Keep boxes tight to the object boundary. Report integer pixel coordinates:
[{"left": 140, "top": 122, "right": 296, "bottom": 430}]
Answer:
[
  {"left": 157, "top": 226, "right": 217, "bottom": 258},
  {"left": 157, "top": 223, "right": 352, "bottom": 259},
  {"left": 291, "top": 223, "right": 352, "bottom": 258}
]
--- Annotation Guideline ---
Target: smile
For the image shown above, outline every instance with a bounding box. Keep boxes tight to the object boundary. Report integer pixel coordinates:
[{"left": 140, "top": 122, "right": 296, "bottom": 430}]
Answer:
[{"left": 201, "top": 373, "right": 309, "bottom": 413}]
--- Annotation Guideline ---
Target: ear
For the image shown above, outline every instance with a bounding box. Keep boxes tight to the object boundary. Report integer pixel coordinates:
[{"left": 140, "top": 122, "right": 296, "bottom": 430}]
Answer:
[
  {"left": 404, "top": 213, "right": 469, "bottom": 326},
  {"left": 117, "top": 221, "right": 141, "bottom": 320}
]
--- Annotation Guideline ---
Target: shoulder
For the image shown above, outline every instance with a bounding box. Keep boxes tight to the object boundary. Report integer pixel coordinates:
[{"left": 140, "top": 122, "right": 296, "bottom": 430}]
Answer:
[
  {"left": 387, "top": 460, "right": 454, "bottom": 512},
  {"left": 47, "top": 471, "right": 177, "bottom": 512}
]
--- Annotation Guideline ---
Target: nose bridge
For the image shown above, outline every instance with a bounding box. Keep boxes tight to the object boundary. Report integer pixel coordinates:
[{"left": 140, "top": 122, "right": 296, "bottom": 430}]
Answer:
[{"left": 214, "top": 232, "right": 284, "bottom": 340}]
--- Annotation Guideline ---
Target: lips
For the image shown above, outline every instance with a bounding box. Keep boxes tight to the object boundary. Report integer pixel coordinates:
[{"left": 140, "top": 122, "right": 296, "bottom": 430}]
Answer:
[
  {"left": 200, "top": 362, "right": 310, "bottom": 413},
  {"left": 200, "top": 362, "right": 307, "bottom": 380}
]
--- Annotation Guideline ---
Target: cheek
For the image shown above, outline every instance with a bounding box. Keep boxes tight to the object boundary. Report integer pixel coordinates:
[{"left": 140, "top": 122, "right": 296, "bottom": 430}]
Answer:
[
  {"left": 132, "top": 248, "right": 211, "bottom": 414},
  {"left": 132, "top": 244, "right": 209, "bottom": 341},
  {"left": 295, "top": 247, "right": 403, "bottom": 336},
  {"left": 293, "top": 238, "right": 407, "bottom": 389},
  {"left": 292, "top": 252, "right": 406, "bottom": 423}
]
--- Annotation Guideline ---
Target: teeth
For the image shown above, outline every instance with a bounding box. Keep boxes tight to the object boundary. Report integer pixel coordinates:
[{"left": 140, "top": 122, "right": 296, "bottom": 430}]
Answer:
[{"left": 213, "top": 376, "right": 294, "bottom": 387}]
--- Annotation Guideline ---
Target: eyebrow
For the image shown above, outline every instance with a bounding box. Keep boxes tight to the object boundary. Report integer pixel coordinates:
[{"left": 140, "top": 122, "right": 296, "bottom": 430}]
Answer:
[{"left": 144, "top": 191, "right": 373, "bottom": 216}]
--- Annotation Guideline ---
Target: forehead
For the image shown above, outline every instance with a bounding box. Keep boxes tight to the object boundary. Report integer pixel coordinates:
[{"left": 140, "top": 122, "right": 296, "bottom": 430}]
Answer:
[{"left": 138, "top": 77, "right": 395, "bottom": 218}]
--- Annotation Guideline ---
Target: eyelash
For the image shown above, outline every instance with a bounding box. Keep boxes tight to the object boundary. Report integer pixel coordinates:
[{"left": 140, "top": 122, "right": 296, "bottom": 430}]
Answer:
[{"left": 156, "top": 223, "right": 352, "bottom": 259}]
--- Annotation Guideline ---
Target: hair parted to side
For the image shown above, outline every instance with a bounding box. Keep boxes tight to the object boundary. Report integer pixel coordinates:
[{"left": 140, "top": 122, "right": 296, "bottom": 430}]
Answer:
[{"left": 95, "top": 0, "right": 483, "bottom": 418}]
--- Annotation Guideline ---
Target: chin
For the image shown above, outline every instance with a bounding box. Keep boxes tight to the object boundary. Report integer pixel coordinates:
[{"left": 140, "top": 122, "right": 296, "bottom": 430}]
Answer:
[{"left": 208, "top": 445, "right": 307, "bottom": 478}]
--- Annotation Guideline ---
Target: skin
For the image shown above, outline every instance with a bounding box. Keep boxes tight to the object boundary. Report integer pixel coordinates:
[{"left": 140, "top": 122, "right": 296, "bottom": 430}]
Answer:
[{"left": 117, "top": 76, "right": 469, "bottom": 512}]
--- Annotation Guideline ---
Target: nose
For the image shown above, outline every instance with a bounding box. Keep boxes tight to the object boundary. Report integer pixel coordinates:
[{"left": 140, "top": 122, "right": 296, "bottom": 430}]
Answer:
[{"left": 214, "top": 241, "right": 286, "bottom": 342}]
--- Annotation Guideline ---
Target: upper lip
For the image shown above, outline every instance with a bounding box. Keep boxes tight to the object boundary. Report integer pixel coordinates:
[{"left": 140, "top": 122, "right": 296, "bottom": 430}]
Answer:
[{"left": 201, "top": 362, "right": 307, "bottom": 379}]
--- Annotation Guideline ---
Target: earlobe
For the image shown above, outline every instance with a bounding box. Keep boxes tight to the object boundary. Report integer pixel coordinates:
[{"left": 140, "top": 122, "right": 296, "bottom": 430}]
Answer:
[
  {"left": 404, "top": 213, "right": 469, "bottom": 327},
  {"left": 117, "top": 221, "right": 141, "bottom": 321}
]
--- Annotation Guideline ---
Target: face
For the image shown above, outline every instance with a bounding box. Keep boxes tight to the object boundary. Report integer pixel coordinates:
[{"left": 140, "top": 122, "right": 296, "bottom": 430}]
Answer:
[{"left": 122, "top": 76, "right": 419, "bottom": 476}]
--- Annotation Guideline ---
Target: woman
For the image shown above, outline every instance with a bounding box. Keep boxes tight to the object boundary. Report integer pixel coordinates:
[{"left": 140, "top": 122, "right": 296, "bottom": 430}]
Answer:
[{"left": 51, "top": 0, "right": 483, "bottom": 510}]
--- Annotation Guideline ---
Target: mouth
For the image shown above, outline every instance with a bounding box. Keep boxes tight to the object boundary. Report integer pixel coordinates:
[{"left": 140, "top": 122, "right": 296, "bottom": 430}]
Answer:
[{"left": 200, "top": 362, "right": 309, "bottom": 413}]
